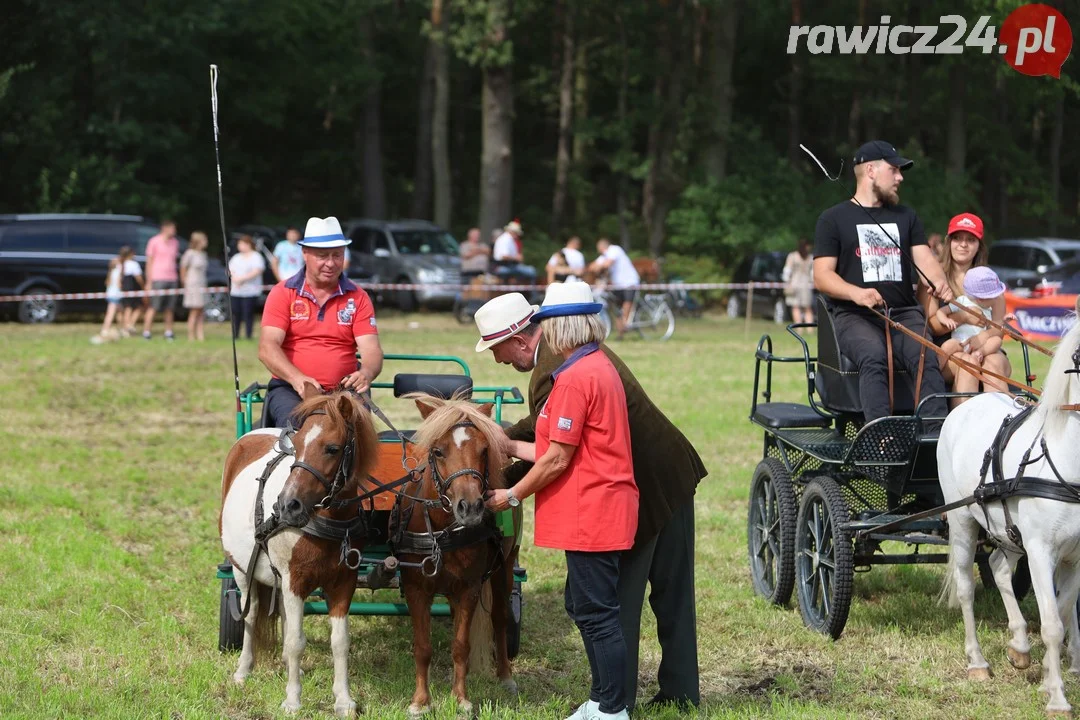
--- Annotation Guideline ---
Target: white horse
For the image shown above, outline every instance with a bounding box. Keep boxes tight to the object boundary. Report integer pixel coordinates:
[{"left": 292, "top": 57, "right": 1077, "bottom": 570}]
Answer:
[
  {"left": 220, "top": 392, "right": 378, "bottom": 716},
  {"left": 939, "top": 320, "right": 1080, "bottom": 717}
]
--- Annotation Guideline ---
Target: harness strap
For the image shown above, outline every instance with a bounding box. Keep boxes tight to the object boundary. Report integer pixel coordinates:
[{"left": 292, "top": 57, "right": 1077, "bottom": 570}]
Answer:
[
  {"left": 914, "top": 308, "right": 929, "bottom": 409},
  {"left": 885, "top": 308, "right": 895, "bottom": 415}
]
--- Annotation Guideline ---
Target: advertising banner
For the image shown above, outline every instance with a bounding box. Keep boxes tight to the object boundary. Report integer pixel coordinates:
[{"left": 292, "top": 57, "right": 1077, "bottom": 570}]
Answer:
[{"left": 1005, "top": 291, "right": 1079, "bottom": 342}]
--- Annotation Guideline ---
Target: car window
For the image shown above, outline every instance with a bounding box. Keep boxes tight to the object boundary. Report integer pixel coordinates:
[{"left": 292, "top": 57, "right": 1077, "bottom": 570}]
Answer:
[
  {"left": 0, "top": 222, "right": 67, "bottom": 251},
  {"left": 392, "top": 230, "right": 457, "bottom": 255},
  {"left": 989, "top": 244, "right": 1028, "bottom": 269},
  {"left": 1031, "top": 248, "right": 1054, "bottom": 269},
  {"left": 1053, "top": 248, "right": 1080, "bottom": 264},
  {"left": 132, "top": 225, "right": 158, "bottom": 254},
  {"left": 65, "top": 221, "right": 133, "bottom": 254},
  {"left": 348, "top": 227, "right": 373, "bottom": 254}
]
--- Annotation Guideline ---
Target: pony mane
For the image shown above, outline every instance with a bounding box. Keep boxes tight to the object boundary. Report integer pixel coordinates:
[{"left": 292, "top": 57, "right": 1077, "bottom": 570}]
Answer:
[
  {"left": 1036, "top": 318, "right": 1080, "bottom": 438},
  {"left": 406, "top": 393, "right": 510, "bottom": 487},
  {"left": 293, "top": 391, "right": 379, "bottom": 480}
]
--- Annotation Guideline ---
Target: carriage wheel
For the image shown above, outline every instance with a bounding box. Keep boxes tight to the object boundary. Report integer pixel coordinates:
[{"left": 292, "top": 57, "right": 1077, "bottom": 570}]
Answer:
[
  {"left": 218, "top": 565, "right": 245, "bottom": 652},
  {"left": 506, "top": 579, "right": 523, "bottom": 660},
  {"left": 794, "top": 477, "right": 854, "bottom": 639},
  {"left": 978, "top": 555, "right": 1032, "bottom": 601},
  {"left": 747, "top": 458, "right": 797, "bottom": 606},
  {"left": 638, "top": 302, "right": 675, "bottom": 341}
]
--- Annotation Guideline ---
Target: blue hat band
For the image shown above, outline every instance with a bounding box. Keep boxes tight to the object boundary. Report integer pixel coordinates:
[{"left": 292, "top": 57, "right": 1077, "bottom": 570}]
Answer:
[{"left": 531, "top": 302, "right": 604, "bottom": 322}]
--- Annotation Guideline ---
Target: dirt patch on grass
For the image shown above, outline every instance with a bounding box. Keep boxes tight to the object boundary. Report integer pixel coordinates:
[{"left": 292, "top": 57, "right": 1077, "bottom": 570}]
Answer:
[{"left": 731, "top": 661, "right": 834, "bottom": 701}]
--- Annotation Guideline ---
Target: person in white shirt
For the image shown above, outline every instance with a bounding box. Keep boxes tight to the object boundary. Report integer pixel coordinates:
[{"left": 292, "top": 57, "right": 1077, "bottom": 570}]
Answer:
[
  {"left": 228, "top": 235, "right": 267, "bottom": 339},
  {"left": 492, "top": 220, "right": 537, "bottom": 282},
  {"left": 546, "top": 236, "right": 586, "bottom": 284},
  {"left": 590, "top": 238, "right": 640, "bottom": 339}
]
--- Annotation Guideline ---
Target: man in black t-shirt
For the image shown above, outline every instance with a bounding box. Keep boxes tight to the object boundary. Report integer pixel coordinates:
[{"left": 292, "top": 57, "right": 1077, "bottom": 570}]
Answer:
[{"left": 813, "top": 140, "right": 953, "bottom": 423}]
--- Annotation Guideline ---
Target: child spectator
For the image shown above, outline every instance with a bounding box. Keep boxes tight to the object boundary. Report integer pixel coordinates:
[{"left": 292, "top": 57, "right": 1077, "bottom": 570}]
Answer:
[
  {"left": 120, "top": 248, "right": 145, "bottom": 336},
  {"left": 91, "top": 246, "right": 130, "bottom": 344},
  {"left": 181, "top": 231, "right": 210, "bottom": 341},
  {"left": 935, "top": 266, "right": 1008, "bottom": 388}
]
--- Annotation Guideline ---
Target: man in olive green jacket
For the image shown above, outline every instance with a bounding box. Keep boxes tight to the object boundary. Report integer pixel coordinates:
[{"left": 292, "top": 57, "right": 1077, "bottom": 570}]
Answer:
[{"left": 473, "top": 292, "right": 706, "bottom": 711}]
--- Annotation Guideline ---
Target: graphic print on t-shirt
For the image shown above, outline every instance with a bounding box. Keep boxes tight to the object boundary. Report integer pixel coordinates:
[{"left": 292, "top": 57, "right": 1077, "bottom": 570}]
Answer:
[{"left": 856, "top": 223, "right": 902, "bottom": 282}]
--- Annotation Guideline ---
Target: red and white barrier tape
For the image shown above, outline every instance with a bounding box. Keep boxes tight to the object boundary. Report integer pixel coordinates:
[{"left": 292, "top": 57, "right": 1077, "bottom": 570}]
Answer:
[{"left": 0, "top": 281, "right": 785, "bottom": 303}]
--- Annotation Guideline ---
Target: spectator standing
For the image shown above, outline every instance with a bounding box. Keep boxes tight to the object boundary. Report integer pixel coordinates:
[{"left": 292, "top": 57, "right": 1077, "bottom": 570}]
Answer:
[
  {"left": 181, "top": 231, "right": 210, "bottom": 342},
  {"left": 547, "top": 236, "right": 586, "bottom": 284},
  {"left": 590, "top": 238, "right": 640, "bottom": 340},
  {"left": 121, "top": 251, "right": 145, "bottom": 336},
  {"left": 783, "top": 237, "right": 815, "bottom": 326},
  {"left": 92, "top": 246, "right": 130, "bottom": 344},
  {"left": 142, "top": 220, "right": 181, "bottom": 340},
  {"left": 272, "top": 226, "right": 305, "bottom": 281},
  {"left": 229, "top": 234, "right": 266, "bottom": 340}
]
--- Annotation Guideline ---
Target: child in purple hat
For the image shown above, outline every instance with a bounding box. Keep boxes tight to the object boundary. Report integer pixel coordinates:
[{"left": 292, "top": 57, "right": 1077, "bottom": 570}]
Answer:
[{"left": 935, "top": 265, "right": 1007, "bottom": 365}]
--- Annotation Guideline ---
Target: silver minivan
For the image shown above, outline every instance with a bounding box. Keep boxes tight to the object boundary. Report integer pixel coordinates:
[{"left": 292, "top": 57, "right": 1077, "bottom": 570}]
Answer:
[{"left": 342, "top": 219, "right": 462, "bottom": 311}]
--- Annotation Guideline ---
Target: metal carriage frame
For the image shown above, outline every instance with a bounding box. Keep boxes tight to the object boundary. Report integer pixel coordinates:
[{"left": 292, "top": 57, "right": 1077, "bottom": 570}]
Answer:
[
  {"left": 217, "top": 353, "right": 528, "bottom": 655},
  {"left": 748, "top": 315, "right": 1035, "bottom": 639}
]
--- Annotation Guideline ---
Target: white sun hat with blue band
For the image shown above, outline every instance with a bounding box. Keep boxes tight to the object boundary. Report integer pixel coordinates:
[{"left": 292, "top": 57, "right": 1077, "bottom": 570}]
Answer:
[
  {"left": 299, "top": 216, "right": 351, "bottom": 248},
  {"left": 531, "top": 282, "right": 603, "bottom": 322}
]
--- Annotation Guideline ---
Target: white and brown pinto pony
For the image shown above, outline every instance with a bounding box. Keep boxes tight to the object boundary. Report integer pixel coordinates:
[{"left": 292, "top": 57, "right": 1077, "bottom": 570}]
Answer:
[
  {"left": 219, "top": 392, "right": 378, "bottom": 716},
  {"left": 390, "top": 395, "right": 518, "bottom": 717},
  {"left": 939, "top": 319, "right": 1080, "bottom": 718}
]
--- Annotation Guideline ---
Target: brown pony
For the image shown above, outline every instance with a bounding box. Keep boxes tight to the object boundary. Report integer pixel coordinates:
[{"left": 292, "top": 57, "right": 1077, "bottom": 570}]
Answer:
[
  {"left": 389, "top": 394, "right": 518, "bottom": 717},
  {"left": 220, "top": 392, "right": 378, "bottom": 717}
]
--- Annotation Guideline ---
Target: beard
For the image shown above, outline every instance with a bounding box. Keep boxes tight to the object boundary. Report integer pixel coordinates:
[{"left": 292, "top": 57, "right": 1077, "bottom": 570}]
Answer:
[{"left": 873, "top": 183, "right": 899, "bottom": 207}]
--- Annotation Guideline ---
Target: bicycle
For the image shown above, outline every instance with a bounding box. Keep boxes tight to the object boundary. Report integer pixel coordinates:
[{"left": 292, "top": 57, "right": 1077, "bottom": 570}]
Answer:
[{"left": 594, "top": 287, "right": 676, "bottom": 341}]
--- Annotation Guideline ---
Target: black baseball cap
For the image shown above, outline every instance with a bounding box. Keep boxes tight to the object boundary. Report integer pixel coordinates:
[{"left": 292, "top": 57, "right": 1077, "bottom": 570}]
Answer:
[{"left": 853, "top": 140, "right": 913, "bottom": 170}]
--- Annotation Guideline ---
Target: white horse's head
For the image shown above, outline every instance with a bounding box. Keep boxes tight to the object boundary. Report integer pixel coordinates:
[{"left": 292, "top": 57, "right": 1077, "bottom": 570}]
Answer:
[{"left": 1036, "top": 318, "right": 1080, "bottom": 438}]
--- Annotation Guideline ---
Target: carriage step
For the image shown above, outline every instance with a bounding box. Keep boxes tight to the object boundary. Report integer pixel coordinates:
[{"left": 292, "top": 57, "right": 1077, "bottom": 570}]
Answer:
[
  {"left": 847, "top": 513, "right": 945, "bottom": 533},
  {"left": 773, "top": 428, "right": 849, "bottom": 462}
]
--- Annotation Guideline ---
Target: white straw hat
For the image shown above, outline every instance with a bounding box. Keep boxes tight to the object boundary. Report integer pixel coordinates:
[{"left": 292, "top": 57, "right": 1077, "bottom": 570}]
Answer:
[
  {"left": 299, "top": 216, "right": 351, "bottom": 248},
  {"left": 473, "top": 293, "right": 539, "bottom": 352}
]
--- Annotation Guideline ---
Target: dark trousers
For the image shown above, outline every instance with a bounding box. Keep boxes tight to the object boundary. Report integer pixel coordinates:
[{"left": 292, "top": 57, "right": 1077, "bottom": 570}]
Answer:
[
  {"left": 618, "top": 498, "right": 699, "bottom": 710},
  {"left": 265, "top": 379, "right": 302, "bottom": 428},
  {"left": 564, "top": 550, "right": 627, "bottom": 714},
  {"left": 230, "top": 295, "right": 256, "bottom": 339},
  {"left": 833, "top": 306, "right": 948, "bottom": 422}
]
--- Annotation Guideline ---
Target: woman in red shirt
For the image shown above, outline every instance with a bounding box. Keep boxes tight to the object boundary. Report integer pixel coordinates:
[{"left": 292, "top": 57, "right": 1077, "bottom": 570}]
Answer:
[{"left": 486, "top": 283, "right": 638, "bottom": 720}]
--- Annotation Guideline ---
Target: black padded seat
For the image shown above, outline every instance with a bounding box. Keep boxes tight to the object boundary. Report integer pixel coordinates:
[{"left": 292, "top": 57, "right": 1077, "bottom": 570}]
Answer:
[
  {"left": 393, "top": 374, "right": 473, "bottom": 399},
  {"left": 378, "top": 429, "right": 416, "bottom": 442},
  {"left": 752, "top": 402, "right": 831, "bottom": 429}
]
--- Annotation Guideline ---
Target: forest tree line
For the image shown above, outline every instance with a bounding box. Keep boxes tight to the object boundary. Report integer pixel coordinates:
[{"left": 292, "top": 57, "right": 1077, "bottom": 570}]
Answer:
[{"left": 2, "top": 0, "right": 1078, "bottom": 279}]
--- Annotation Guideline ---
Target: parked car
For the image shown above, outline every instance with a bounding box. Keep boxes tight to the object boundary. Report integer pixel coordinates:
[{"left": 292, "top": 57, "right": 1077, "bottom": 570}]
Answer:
[
  {"left": 0, "top": 214, "right": 229, "bottom": 323},
  {"left": 988, "top": 237, "right": 1080, "bottom": 293},
  {"left": 726, "top": 251, "right": 792, "bottom": 324},
  {"left": 341, "top": 219, "right": 462, "bottom": 311}
]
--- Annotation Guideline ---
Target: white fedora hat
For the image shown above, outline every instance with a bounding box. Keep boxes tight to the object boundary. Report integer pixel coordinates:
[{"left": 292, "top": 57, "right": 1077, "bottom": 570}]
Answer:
[
  {"left": 531, "top": 282, "right": 603, "bottom": 322},
  {"left": 473, "top": 293, "right": 539, "bottom": 352},
  {"left": 299, "top": 216, "right": 351, "bottom": 248}
]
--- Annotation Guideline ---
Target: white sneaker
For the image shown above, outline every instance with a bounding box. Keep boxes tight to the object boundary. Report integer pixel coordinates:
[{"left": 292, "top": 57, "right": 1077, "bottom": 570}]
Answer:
[
  {"left": 565, "top": 700, "right": 599, "bottom": 720},
  {"left": 594, "top": 710, "right": 629, "bottom": 720}
]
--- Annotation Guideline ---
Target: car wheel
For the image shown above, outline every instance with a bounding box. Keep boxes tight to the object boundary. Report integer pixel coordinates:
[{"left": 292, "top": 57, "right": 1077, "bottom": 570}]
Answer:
[
  {"left": 396, "top": 278, "right": 417, "bottom": 313},
  {"left": 773, "top": 298, "right": 787, "bottom": 324},
  {"left": 18, "top": 287, "right": 59, "bottom": 324},
  {"left": 203, "top": 292, "right": 229, "bottom": 323},
  {"left": 726, "top": 294, "right": 742, "bottom": 318}
]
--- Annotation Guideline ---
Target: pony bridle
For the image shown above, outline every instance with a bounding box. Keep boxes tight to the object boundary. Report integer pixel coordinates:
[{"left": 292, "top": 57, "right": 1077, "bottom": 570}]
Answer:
[
  {"left": 427, "top": 421, "right": 489, "bottom": 512},
  {"left": 284, "top": 410, "right": 357, "bottom": 509}
]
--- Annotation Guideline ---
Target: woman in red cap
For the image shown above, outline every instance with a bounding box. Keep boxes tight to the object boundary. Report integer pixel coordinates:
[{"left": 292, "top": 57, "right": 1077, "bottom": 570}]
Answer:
[{"left": 922, "top": 213, "right": 1012, "bottom": 396}]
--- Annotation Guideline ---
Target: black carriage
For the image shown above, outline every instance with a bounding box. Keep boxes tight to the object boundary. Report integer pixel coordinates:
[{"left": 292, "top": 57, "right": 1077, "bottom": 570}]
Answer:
[
  {"left": 217, "top": 354, "right": 528, "bottom": 656},
  {"left": 747, "top": 297, "right": 1034, "bottom": 638}
]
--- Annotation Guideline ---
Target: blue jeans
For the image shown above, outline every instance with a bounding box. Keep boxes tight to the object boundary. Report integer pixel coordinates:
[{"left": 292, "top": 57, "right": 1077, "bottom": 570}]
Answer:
[{"left": 565, "top": 550, "right": 627, "bottom": 714}]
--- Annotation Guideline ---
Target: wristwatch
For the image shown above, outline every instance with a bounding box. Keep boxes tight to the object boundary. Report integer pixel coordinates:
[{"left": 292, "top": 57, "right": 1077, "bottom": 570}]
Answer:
[{"left": 505, "top": 487, "right": 521, "bottom": 508}]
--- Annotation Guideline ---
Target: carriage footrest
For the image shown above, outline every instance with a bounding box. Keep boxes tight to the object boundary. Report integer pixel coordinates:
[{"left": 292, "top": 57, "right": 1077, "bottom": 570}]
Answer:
[
  {"left": 773, "top": 428, "right": 850, "bottom": 462},
  {"left": 752, "top": 402, "right": 831, "bottom": 429},
  {"left": 847, "top": 513, "right": 945, "bottom": 533}
]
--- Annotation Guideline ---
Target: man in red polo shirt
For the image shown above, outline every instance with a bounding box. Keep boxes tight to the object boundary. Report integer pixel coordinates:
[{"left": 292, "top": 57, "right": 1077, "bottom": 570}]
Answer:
[{"left": 259, "top": 216, "right": 383, "bottom": 426}]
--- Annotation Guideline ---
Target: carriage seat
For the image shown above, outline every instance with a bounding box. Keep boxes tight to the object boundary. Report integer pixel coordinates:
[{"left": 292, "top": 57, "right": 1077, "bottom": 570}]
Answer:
[
  {"left": 816, "top": 295, "right": 914, "bottom": 415},
  {"left": 752, "top": 402, "right": 831, "bottom": 429},
  {"left": 393, "top": 373, "right": 473, "bottom": 400}
]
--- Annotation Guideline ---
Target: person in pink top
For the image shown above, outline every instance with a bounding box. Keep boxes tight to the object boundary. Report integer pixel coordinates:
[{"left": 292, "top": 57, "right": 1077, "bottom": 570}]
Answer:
[{"left": 142, "top": 220, "right": 181, "bottom": 340}]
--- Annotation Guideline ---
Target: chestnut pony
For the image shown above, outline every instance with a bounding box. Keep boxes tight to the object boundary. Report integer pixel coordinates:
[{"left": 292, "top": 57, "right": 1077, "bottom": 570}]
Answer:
[
  {"left": 220, "top": 392, "right": 378, "bottom": 717},
  {"left": 386, "top": 395, "right": 518, "bottom": 717}
]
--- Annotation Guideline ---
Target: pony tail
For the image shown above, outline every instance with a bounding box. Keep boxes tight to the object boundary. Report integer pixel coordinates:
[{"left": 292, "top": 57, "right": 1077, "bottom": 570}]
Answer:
[
  {"left": 251, "top": 583, "right": 281, "bottom": 659},
  {"left": 468, "top": 580, "right": 496, "bottom": 675}
]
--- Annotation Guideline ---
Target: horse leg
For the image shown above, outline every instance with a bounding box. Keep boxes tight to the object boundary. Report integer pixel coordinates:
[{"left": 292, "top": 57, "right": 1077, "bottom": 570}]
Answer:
[
  {"left": 989, "top": 548, "right": 1031, "bottom": 669},
  {"left": 279, "top": 585, "right": 307, "bottom": 714},
  {"left": 232, "top": 571, "right": 258, "bottom": 684},
  {"left": 1027, "top": 544, "right": 1072, "bottom": 717},
  {"left": 1053, "top": 564, "right": 1080, "bottom": 676},
  {"left": 405, "top": 580, "right": 435, "bottom": 717},
  {"left": 325, "top": 577, "right": 358, "bottom": 717},
  {"left": 945, "top": 511, "right": 992, "bottom": 679},
  {"left": 449, "top": 588, "right": 480, "bottom": 714},
  {"left": 491, "top": 549, "right": 517, "bottom": 694}
]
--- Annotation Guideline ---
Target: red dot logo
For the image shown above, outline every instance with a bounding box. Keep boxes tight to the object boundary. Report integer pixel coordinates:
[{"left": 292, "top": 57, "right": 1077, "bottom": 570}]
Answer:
[{"left": 1000, "top": 4, "right": 1072, "bottom": 78}]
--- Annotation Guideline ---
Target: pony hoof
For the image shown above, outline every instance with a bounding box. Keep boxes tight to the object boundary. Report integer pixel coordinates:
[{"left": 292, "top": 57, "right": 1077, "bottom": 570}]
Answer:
[
  {"left": 231, "top": 673, "right": 247, "bottom": 686},
  {"left": 501, "top": 678, "right": 519, "bottom": 696},
  {"left": 281, "top": 699, "right": 301, "bottom": 714},
  {"left": 408, "top": 704, "right": 430, "bottom": 719},
  {"left": 334, "top": 699, "right": 358, "bottom": 717},
  {"left": 1046, "top": 711, "right": 1072, "bottom": 719},
  {"left": 457, "top": 699, "right": 473, "bottom": 715},
  {"left": 1008, "top": 647, "right": 1032, "bottom": 670},
  {"left": 968, "top": 666, "right": 993, "bottom": 681}
]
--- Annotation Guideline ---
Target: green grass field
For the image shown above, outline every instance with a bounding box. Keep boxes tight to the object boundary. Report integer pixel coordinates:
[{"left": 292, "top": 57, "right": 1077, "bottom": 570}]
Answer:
[{"left": 0, "top": 313, "right": 1063, "bottom": 719}]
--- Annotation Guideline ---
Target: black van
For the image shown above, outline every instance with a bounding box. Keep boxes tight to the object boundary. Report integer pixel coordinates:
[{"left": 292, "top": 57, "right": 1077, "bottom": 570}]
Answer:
[{"left": 0, "top": 214, "right": 228, "bottom": 323}]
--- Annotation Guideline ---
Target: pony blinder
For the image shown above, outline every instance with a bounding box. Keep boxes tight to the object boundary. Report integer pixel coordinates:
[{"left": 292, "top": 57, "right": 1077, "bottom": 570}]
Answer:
[{"left": 1066, "top": 344, "right": 1080, "bottom": 375}]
